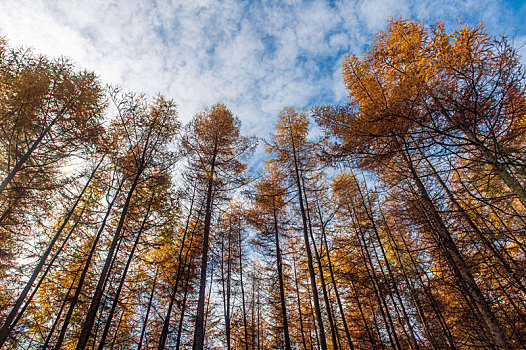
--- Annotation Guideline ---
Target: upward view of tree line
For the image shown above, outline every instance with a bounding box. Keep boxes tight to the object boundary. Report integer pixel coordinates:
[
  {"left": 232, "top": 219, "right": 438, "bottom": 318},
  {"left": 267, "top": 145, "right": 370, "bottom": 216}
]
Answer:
[{"left": 0, "top": 18, "right": 525, "bottom": 349}]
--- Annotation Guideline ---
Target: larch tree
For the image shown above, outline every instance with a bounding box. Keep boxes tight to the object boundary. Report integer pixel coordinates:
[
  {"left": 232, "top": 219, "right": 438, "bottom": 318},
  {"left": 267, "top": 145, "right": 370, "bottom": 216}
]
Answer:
[
  {"left": 181, "top": 103, "right": 255, "bottom": 350},
  {"left": 75, "top": 90, "right": 180, "bottom": 350},
  {"left": 267, "top": 107, "right": 330, "bottom": 350},
  {"left": 0, "top": 39, "right": 106, "bottom": 291},
  {"left": 248, "top": 165, "right": 292, "bottom": 350}
]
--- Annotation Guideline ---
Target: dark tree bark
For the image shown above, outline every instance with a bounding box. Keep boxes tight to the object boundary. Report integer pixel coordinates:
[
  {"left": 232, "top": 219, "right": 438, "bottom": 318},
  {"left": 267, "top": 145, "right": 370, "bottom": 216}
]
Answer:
[
  {"left": 292, "top": 258, "right": 308, "bottom": 350},
  {"left": 0, "top": 156, "right": 103, "bottom": 347},
  {"left": 316, "top": 203, "right": 355, "bottom": 350},
  {"left": 76, "top": 161, "right": 144, "bottom": 350},
  {"left": 272, "top": 206, "right": 292, "bottom": 350},
  {"left": 290, "top": 137, "right": 328, "bottom": 350},
  {"left": 137, "top": 266, "right": 159, "bottom": 350},
  {"left": 400, "top": 143, "right": 509, "bottom": 349},
  {"left": 54, "top": 178, "right": 124, "bottom": 350},
  {"left": 97, "top": 194, "right": 153, "bottom": 349},
  {"left": 192, "top": 147, "right": 217, "bottom": 350},
  {"left": 158, "top": 183, "right": 202, "bottom": 349}
]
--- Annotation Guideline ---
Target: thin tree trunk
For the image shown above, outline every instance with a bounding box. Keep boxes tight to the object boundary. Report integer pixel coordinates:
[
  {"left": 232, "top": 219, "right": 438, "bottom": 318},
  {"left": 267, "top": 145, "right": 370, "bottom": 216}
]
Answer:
[
  {"left": 359, "top": 186, "right": 419, "bottom": 349},
  {"left": 193, "top": 147, "right": 217, "bottom": 350},
  {"left": 0, "top": 156, "right": 103, "bottom": 347},
  {"left": 158, "top": 184, "right": 202, "bottom": 349},
  {"left": 90, "top": 236, "right": 124, "bottom": 350},
  {"left": 54, "top": 178, "right": 124, "bottom": 349},
  {"left": 351, "top": 209, "right": 400, "bottom": 350},
  {"left": 317, "top": 204, "right": 355, "bottom": 350},
  {"left": 422, "top": 153, "right": 526, "bottom": 294},
  {"left": 220, "top": 225, "right": 232, "bottom": 350},
  {"left": 377, "top": 205, "right": 440, "bottom": 350},
  {"left": 400, "top": 144, "right": 510, "bottom": 349},
  {"left": 398, "top": 229, "right": 457, "bottom": 349},
  {"left": 138, "top": 266, "right": 159, "bottom": 350},
  {"left": 293, "top": 257, "right": 309, "bottom": 350},
  {"left": 175, "top": 262, "right": 193, "bottom": 350},
  {"left": 0, "top": 102, "right": 74, "bottom": 197},
  {"left": 76, "top": 162, "right": 144, "bottom": 350},
  {"left": 273, "top": 207, "right": 292, "bottom": 350},
  {"left": 238, "top": 228, "right": 249, "bottom": 350},
  {"left": 257, "top": 282, "right": 261, "bottom": 350},
  {"left": 13, "top": 199, "right": 88, "bottom": 330},
  {"left": 109, "top": 309, "right": 125, "bottom": 350},
  {"left": 202, "top": 259, "right": 215, "bottom": 349},
  {"left": 41, "top": 267, "right": 81, "bottom": 350},
  {"left": 306, "top": 283, "right": 321, "bottom": 350},
  {"left": 473, "top": 137, "right": 526, "bottom": 208},
  {"left": 349, "top": 278, "right": 377, "bottom": 349},
  {"left": 290, "top": 137, "right": 327, "bottom": 350},
  {"left": 97, "top": 195, "right": 153, "bottom": 349},
  {"left": 301, "top": 178, "right": 338, "bottom": 350},
  {"left": 226, "top": 226, "right": 232, "bottom": 350},
  {"left": 174, "top": 212, "right": 199, "bottom": 350}
]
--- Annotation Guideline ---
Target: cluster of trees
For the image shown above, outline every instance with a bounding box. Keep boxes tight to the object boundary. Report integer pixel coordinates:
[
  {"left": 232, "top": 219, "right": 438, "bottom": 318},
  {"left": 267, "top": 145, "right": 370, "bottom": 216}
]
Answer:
[{"left": 0, "top": 18, "right": 525, "bottom": 349}]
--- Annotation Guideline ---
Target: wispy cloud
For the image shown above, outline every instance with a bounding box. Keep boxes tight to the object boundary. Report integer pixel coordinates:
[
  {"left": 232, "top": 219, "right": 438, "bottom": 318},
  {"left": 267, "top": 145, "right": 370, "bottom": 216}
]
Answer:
[{"left": 0, "top": 0, "right": 524, "bottom": 139}]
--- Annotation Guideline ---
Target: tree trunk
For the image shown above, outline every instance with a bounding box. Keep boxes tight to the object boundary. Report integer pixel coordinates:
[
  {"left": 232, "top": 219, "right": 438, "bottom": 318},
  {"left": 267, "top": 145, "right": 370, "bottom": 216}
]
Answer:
[
  {"left": 317, "top": 204, "right": 355, "bottom": 350},
  {"left": 138, "top": 266, "right": 159, "bottom": 350},
  {"left": 352, "top": 211, "right": 401, "bottom": 350},
  {"left": 13, "top": 200, "right": 88, "bottom": 330},
  {"left": 293, "top": 257, "right": 309, "bottom": 350},
  {"left": 349, "top": 278, "right": 377, "bottom": 349},
  {"left": 359, "top": 187, "right": 419, "bottom": 349},
  {"left": 398, "top": 229, "right": 457, "bottom": 349},
  {"left": 76, "top": 162, "right": 144, "bottom": 350},
  {"left": 422, "top": 153, "right": 526, "bottom": 294},
  {"left": 193, "top": 147, "right": 217, "bottom": 350},
  {"left": 400, "top": 145, "right": 510, "bottom": 349},
  {"left": 41, "top": 267, "right": 81, "bottom": 349},
  {"left": 273, "top": 207, "right": 292, "bottom": 350},
  {"left": 290, "top": 138, "right": 328, "bottom": 350},
  {"left": 158, "top": 185, "right": 202, "bottom": 349},
  {"left": 239, "top": 228, "right": 249, "bottom": 350},
  {"left": 0, "top": 156, "right": 103, "bottom": 347},
  {"left": 97, "top": 195, "right": 153, "bottom": 349},
  {"left": 175, "top": 263, "right": 193, "bottom": 350},
  {"left": 377, "top": 205, "right": 440, "bottom": 350},
  {"left": 0, "top": 109, "right": 66, "bottom": 197},
  {"left": 301, "top": 177, "right": 339, "bottom": 350},
  {"left": 54, "top": 178, "right": 123, "bottom": 349}
]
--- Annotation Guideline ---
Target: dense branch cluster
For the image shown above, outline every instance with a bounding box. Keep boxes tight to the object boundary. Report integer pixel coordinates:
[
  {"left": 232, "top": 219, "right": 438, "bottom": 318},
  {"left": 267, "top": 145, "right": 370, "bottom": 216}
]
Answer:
[{"left": 0, "top": 18, "right": 525, "bottom": 349}]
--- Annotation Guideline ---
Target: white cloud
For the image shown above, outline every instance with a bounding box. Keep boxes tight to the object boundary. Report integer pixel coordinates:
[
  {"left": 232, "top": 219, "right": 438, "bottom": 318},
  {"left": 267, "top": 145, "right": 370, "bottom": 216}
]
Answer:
[{"left": 360, "top": 0, "right": 410, "bottom": 31}]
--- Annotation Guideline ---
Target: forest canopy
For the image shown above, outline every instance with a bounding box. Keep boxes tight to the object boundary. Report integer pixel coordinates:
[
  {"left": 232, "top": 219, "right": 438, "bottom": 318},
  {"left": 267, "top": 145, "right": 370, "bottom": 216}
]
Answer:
[{"left": 0, "top": 18, "right": 525, "bottom": 350}]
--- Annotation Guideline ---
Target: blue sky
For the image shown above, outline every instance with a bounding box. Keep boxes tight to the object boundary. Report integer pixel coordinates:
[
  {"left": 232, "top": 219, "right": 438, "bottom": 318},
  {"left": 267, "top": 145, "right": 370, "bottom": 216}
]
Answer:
[{"left": 1, "top": 0, "right": 525, "bottom": 141}]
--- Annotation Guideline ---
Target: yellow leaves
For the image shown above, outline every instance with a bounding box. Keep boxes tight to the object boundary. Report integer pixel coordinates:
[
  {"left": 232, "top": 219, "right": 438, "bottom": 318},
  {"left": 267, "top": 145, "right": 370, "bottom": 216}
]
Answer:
[
  {"left": 342, "top": 20, "right": 432, "bottom": 146},
  {"left": 266, "top": 106, "right": 317, "bottom": 173},
  {"left": 254, "top": 166, "right": 287, "bottom": 212},
  {"left": 343, "top": 17, "right": 497, "bottom": 115},
  {"left": 270, "top": 106, "right": 309, "bottom": 149},
  {"left": 337, "top": 17, "right": 526, "bottom": 178}
]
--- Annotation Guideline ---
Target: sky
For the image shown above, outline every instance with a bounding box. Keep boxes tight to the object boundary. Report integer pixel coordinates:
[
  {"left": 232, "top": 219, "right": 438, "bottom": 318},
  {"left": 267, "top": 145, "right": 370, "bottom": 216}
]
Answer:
[{"left": 0, "top": 0, "right": 525, "bottom": 141}]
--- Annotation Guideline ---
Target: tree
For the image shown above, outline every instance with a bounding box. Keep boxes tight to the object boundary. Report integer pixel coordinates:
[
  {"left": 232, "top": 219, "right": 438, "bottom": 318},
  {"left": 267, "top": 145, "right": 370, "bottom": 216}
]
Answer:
[
  {"left": 248, "top": 165, "right": 292, "bottom": 350},
  {"left": 267, "top": 107, "right": 329, "bottom": 350},
  {"left": 182, "top": 103, "right": 255, "bottom": 350},
  {"left": 0, "top": 39, "right": 105, "bottom": 282},
  {"left": 0, "top": 43, "right": 105, "bottom": 198},
  {"left": 75, "top": 90, "right": 179, "bottom": 350}
]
